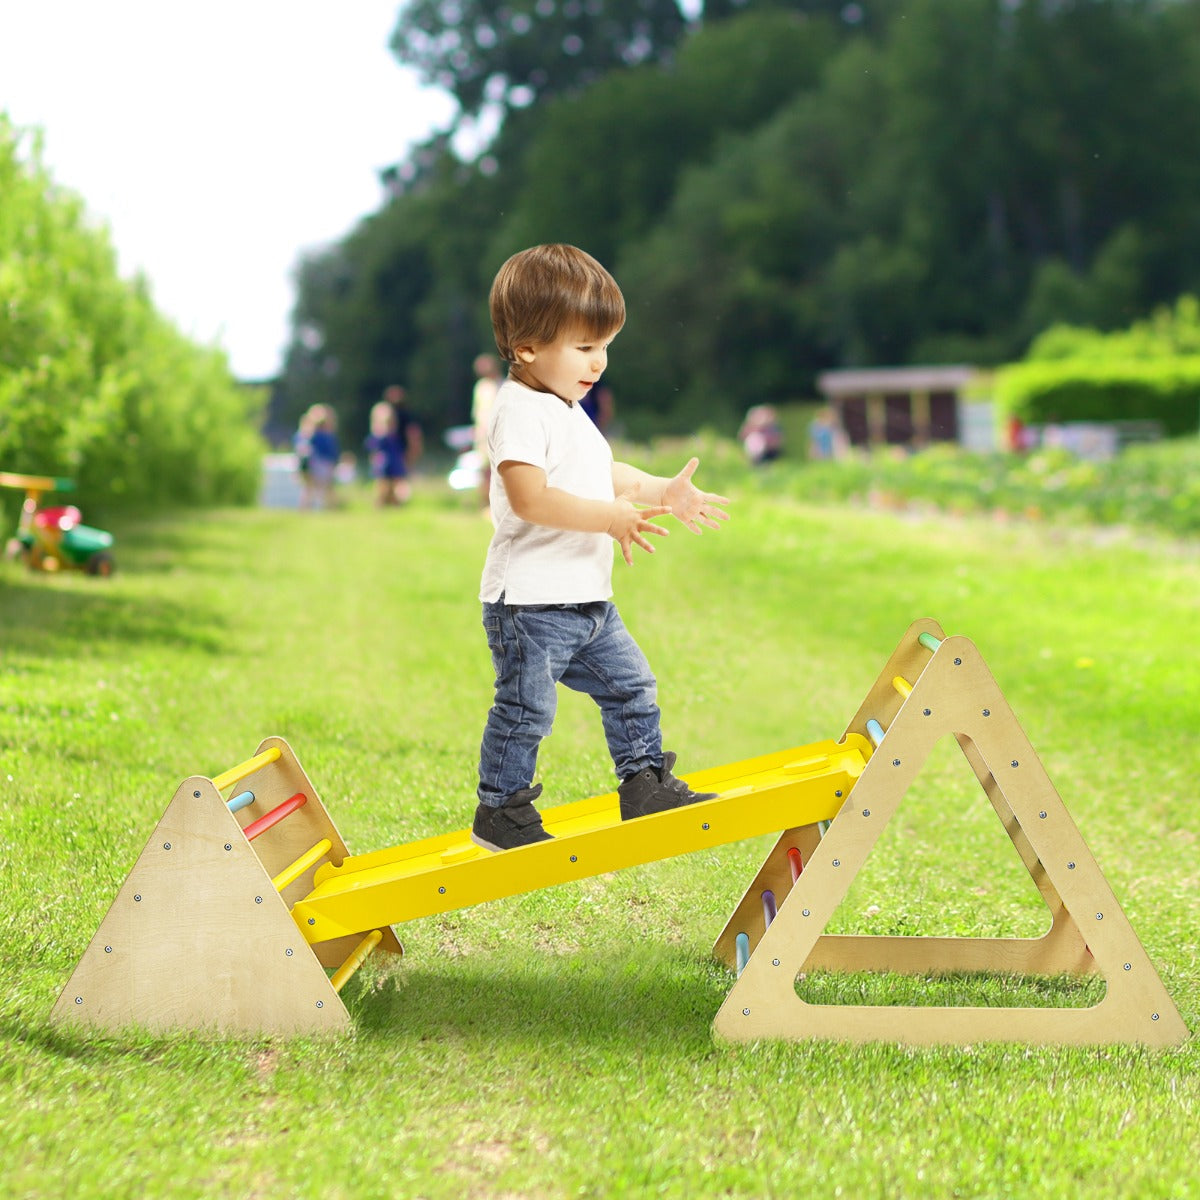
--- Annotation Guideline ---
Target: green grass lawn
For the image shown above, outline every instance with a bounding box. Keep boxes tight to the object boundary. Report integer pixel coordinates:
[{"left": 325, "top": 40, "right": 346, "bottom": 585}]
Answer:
[{"left": 1, "top": 474, "right": 1197, "bottom": 1199}]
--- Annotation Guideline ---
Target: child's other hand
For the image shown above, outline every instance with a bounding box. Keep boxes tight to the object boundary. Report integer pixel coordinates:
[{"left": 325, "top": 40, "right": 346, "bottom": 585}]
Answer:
[
  {"left": 607, "top": 484, "right": 669, "bottom": 566},
  {"left": 662, "top": 457, "right": 731, "bottom": 534}
]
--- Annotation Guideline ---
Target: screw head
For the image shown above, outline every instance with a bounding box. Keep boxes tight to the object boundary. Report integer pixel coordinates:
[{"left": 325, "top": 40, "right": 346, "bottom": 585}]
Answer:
[
  {"left": 772, "top": 958, "right": 780, "bottom": 967},
  {"left": 308, "top": 918, "right": 316, "bottom": 925},
  {"left": 982, "top": 709, "right": 991, "bottom": 717},
  {"left": 922, "top": 708, "right": 931, "bottom": 716},
  {"left": 743, "top": 1008, "right": 750, "bottom": 1016},
  {"left": 832, "top": 859, "right": 841, "bottom": 867},
  {"left": 954, "top": 657, "right": 962, "bottom": 665},
  {"left": 835, "top": 790, "right": 843, "bottom": 798},
  {"left": 1152, "top": 1013, "right": 1160, "bottom": 1021},
  {"left": 75, "top": 997, "right": 83, "bottom": 1005},
  {"left": 255, "top": 896, "right": 262, "bottom": 904},
  {"left": 286, "top": 948, "right": 293, "bottom": 956},
  {"left": 1011, "top": 760, "right": 1020, "bottom": 768},
  {"left": 702, "top": 822, "right": 710, "bottom": 830},
  {"left": 224, "top": 843, "right": 232, "bottom": 851},
  {"left": 193, "top": 790, "right": 201, "bottom": 798},
  {"left": 163, "top": 842, "right": 172, "bottom": 850},
  {"left": 1039, "top": 811, "right": 1047, "bottom": 819},
  {"left": 892, "top": 758, "right": 901, "bottom": 766},
  {"left": 802, "top": 908, "right": 811, "bottom": 917},
  {"left": 862, "top": 809, "right": 871, "bottom": 817},
  {"left": 1096, "top": 912, "right": 1104, "bottom": 920},
  {"left": 316, "top": 1001, "right": 324, "bottom": 1009},
  {"left": 104, "top": 946, "right": 112, "bottom": 954},
  {"left": 570, "top": 854, "right": 577, "bottom": 863},
  {"left": 1124, "top": 963, "right": 1132, "bottom": 971},
  {"left": 133, "top": 894, "right": 142, "bottom": 902},
  {"left": 438, "top": 886, "right": 446, "bottom": 894},
  {"left": 1068, "top": 861, "right": 1076, "bottom": 869}
]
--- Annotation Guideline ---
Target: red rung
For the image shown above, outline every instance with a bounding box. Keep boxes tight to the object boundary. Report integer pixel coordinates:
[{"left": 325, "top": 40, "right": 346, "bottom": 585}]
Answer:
[
  {"left": 787, "top": 847, "right": 803, "bottom": 883},
  {"left": 243, "top": 792, "right": 307, "bottom": 841}
]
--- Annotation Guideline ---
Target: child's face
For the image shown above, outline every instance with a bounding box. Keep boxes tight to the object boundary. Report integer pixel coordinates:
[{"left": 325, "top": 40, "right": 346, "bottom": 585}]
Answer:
[{"left": 515, "top": 327, "right": 615, "bottom": 404}]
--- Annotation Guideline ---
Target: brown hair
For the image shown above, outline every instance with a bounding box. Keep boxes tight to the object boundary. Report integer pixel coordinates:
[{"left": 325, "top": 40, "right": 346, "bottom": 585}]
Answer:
[{"left": 489, "top": 244, "right": 626, "bottom": 363}]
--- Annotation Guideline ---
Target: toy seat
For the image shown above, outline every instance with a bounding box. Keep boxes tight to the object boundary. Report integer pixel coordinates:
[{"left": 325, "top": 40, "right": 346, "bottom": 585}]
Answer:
[{"left": 35, "top": 505, "right": 82, "bottom": 531}]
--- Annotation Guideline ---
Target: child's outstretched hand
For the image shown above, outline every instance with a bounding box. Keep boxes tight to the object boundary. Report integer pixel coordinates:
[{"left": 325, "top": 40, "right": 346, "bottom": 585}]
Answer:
[
  {"left": 661, "top": 457, "right": 731, "bottom": 534},
  {"left": 608, "top": 483, "right": 669, "bottom": 566}
]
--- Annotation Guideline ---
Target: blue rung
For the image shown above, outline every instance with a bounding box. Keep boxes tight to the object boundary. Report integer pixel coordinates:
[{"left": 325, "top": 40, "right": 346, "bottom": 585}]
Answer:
[
  {"left": 735, "top": 932, "right": 750, "bottom": 976},
  {"left": 227, "top": 790, "right": 255, "bottom": 814},
  {"left": 866, "top": 719, "right": 885, "bottom": 747}
]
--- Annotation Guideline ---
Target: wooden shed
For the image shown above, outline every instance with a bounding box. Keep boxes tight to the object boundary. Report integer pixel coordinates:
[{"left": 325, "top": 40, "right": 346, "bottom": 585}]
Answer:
[{"left": 817, "top": 366, "right": 976, "bottom": 451}]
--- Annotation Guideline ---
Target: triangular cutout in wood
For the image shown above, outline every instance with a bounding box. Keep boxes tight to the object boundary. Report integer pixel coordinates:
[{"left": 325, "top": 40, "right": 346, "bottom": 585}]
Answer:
[{"left": 713, "top": 623, "right": 1187, "bottom": 1047}]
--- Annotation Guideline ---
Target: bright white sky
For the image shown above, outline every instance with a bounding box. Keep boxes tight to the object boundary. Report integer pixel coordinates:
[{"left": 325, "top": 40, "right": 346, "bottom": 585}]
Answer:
[{"left": 0, "top": 1, "right": 457, "bottom": 379}]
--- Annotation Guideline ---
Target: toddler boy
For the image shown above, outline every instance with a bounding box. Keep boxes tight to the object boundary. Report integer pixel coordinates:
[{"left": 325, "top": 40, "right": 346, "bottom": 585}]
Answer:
[{"left": 472, "top": 243, "right": 731, "bottom": 852}]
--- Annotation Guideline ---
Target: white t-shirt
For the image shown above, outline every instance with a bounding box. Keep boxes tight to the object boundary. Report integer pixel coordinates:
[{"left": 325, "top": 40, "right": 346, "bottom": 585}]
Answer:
[{"left": 479, "top": 379, "right": 615, "bottom": 605}]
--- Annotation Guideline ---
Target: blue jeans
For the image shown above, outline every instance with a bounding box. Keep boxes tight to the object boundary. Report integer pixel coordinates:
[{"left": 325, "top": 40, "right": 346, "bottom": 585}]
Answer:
[{"left": 477, "top": 599, "right": 662, "bottom": 806}]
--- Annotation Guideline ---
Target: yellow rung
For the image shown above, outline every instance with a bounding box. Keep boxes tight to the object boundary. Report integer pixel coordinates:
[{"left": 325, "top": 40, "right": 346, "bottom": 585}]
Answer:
[
  {"left": 212, "top": 746, "right": 282, "bottom": 792},
  {"left": 892, "top": 675, "right": 913, "bottom": 698},
  {"left": 330, "top": 929, "right": 384, "bottom": 994},
  {"left": 272, "top": 838, "right": 332, "bottom": 891}
]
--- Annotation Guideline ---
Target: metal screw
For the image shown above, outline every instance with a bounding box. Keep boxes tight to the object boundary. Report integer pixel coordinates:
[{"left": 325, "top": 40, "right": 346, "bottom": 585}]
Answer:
[
  {"left": 862, "top": 809, "right": 871, "bottom": 817},
  {"left": 438, "top": 886, "right": 446, "bottom": 894},
  {"left": 570, "top": 855, "right": 577, "bottom": 863},
  {"left": 104, "top": 946, "right": 112, "bottom": 954},
  {"left": 954, "top": 657, "right": 962, "bottom": 665},
  {"left": 1068, "top": 862, "right": 1076, "bottom": 870},
  {"left": 1096, "top": 913, "right": 1104, "bottom": 920},
  {"left": 832, "top": 859, "right": 841, "bottom": 867},
  {"left": 193, "top": 790, "right": 201, "bottom": 798},
  {"left": 892, "top": 758, "right": 901, "bottom": 766},
  {"left": 1011, "top": 760, "right": 1020, "bottom": 768},
  {"left": 772, "top": 959, "right": 780, "bottom": 967},
  {"left": 224, "top": 843, "right": 232, "bottom": 851},
  {"left": 308, "top": 918, "right": 316, "bottom": 925},
  {"left": 1124, "top": 963, "right": 1131, "bottom": 971},
  {"left": 163, "top": 842, "right": 172, "bottom": 850},
  {"left": 286, "top": 948, "right": 293, "bottom": 956},
  {"left": 1152, "top": 1013, "right": 1160, "bottom": 1021},
  {"left": 923, "top": 708, "right": 931, "bottom": 716},
  {"left": 802, "top": 908, "right": 811, "bottom": 917},
  {"left": 702, "top": 822, "right": 710, "bottom": 830},
  {"left": 133, "top": 894, "right": 141, "bottom": 902},
  {"left": 255, "top": 896, "right": 262, "bottom": 904},
  {"left": 316, "top": 1001, "right": 324, "bottom": 1009},
  {"left": 743, "top": 1008, "right": 750, "bottom": 1016},
  {"left": 982, "top": 709, "right": 990, "bottom": 717},
  {"left": 1039, "top": 811, "right": 1047, "bottom": 819},
  {"left": 75, "top": 997, "right": 82, "bottom": 1005}
]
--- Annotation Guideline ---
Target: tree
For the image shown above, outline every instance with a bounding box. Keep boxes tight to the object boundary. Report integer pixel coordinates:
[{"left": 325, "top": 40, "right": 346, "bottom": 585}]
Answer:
[{"left": 390, "top": 0, "right": 689, "bottom": 121}]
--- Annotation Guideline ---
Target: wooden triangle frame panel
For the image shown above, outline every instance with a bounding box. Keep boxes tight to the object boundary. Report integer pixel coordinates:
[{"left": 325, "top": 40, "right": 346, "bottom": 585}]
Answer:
[
  {"left": 50, "top": 737, "right": 400, "bottom": 1036},
  {"left": 713, "top": 622, "right": 1187, "bottom": 1047}
]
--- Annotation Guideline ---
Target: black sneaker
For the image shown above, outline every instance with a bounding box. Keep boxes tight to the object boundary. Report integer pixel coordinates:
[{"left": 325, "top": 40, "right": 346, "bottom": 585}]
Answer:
[
  {"left": 471, "top": 784, "right": 554, "bottom": 851},
  {"left": 618, "top": 751, "right": 717, "bottom": 821}
]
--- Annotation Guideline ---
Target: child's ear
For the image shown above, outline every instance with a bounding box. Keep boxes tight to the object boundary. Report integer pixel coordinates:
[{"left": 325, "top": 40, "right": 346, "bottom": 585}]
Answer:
[{"left": 514, "top": 344, "right": 537, "bottom": 364}]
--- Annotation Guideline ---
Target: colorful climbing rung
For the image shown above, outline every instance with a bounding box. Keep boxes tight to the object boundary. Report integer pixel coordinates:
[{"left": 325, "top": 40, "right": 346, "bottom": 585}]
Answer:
[
  {"left": 762, "top": 890, "right": 777, "bottom": 928},
  {"left": 226, "top": 791, "right": 255, "bottom": 814},
  {"left": 866, "top": 719, "right": 885, "bottom": 747},
  {"left": 243, "top": 793, "right": 307, "bottom": 842},
  {"left": 272, "top": 839, "right": 332, "bottom": 892},
  {"left": 330, "top": 929, "right": 384, "bottom": 993},
  {"left": 918, "top": 631, "right": 942, "bottom": 652},
  {"left": 892, "top": 675, "right": 913, "bottom": 698},
  {"left": 735, "top": 932, "right": 750, "bottom": 976},
  {"left": 787, "top": 847, "right": 803, "bottom": 882},
  {"left": 212, "top": 746, "right": 282, "bottom": 792}
]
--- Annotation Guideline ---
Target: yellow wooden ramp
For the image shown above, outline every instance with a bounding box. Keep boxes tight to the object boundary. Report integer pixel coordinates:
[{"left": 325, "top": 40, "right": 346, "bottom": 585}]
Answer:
[{"left": 290, "top": 737, "right": 872, "bottom": 945}]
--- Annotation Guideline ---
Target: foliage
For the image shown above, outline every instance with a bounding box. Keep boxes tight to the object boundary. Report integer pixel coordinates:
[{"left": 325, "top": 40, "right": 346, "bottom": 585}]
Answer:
[
  {"left": 284, "top": 0, "right": 1200, "bottom": 446},
  {"left": 993, "top": 358, "right": 1200, "bottom": 437},
  {"left": 0, "top": 117, "right": 265, "bottom": 520},
  {"left": 389, "top": 0, "right": 688, "bottom": 119},
  {"left": 713, "top": 435, "right": 1200, "bottom": 537},
  {"left": 1, "top": 497, "right": 1197, "bottom": 1198}
]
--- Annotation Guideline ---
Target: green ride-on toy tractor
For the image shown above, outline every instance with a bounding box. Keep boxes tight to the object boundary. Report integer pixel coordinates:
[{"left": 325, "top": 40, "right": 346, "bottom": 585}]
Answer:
[{"left": 1, "top": 472, "right": 115, "bottom": 576}]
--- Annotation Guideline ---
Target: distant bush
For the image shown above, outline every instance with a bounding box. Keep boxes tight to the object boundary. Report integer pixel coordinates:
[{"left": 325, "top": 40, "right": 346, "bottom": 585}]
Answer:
[
  {"left": 0, "top": 117, "right": 265, "bottom": 522},
  {"left": 994, "top": 296, "right": 1200, "bottom": 436},
  {"left": 634, "top": 434, "right": 1200, "bottom": 538}
]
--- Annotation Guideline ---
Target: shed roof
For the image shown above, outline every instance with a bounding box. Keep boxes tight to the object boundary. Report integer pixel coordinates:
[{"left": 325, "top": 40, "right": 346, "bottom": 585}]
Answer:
[{"left": 817, "top": 366, "right": 976, "bottom": 396}]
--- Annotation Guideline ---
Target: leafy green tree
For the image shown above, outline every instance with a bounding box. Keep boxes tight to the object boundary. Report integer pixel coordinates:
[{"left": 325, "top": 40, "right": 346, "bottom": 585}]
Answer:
[
  {"left": 0, "top": 116, "right": 263, "bottom": 517},
  {"left": 390, "top": 0, "right": 688, "bottom": 120}
]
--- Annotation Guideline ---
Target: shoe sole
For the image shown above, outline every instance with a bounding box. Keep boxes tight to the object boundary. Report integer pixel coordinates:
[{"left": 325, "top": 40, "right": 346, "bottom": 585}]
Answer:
[{"left": 469, "top": 830, "right": 554, "bottom": 853}]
